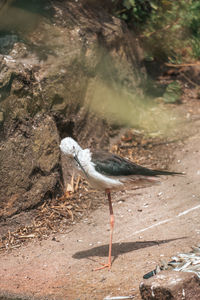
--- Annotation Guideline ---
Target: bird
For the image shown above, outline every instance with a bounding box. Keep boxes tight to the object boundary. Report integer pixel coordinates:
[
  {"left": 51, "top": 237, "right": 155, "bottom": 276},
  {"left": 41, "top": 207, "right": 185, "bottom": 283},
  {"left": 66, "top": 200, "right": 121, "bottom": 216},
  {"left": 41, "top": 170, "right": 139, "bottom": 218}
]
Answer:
[{"left": 60, "top": 137, "right": 181, "bottom": 270}]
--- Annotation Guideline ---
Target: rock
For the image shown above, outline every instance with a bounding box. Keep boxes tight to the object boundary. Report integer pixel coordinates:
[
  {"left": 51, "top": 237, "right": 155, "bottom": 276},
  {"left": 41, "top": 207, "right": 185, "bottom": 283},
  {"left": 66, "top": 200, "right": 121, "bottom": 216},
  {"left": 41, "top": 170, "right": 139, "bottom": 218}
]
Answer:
[
  {"left": 0, "top": 1, "right": 146, "bottom": 222},
  {"left": 0, "top": 0, "right": 145, "bottom": 144},
  {"left": 0, "top": 114, "right": 61, "bottom": 219},
  {"left": 140, "top": 271, "right": 200, "bottom": 300}
]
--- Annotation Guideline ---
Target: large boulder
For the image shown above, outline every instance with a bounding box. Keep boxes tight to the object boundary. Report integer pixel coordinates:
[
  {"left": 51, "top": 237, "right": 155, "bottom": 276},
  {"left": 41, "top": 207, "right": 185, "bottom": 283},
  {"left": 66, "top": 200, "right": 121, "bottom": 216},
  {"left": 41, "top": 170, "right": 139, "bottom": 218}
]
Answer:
[
  {"left": 0, "top": 0, "right": 146, "bottom": 220},
  {"left": 0, "top": 114, "right": 61, "bottom": 218}
]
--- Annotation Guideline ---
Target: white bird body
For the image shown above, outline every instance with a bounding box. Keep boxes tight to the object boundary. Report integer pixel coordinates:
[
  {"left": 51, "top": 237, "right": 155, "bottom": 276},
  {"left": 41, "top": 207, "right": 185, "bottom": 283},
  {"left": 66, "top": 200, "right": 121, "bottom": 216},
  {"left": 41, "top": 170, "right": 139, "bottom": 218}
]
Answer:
[
  {"left": 60, "top": 137, "right": 123, "bottom": 190},
  {"left": 59, "top": 137, "right": 170, "bottom": 191}
]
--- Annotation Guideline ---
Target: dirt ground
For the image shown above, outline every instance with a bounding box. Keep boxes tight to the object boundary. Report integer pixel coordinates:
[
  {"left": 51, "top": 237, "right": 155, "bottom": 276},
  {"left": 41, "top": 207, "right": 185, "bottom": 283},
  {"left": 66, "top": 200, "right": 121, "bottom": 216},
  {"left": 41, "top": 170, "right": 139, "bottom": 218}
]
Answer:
[{"left": 1, "top": 95, "right": 200, "bottom": 299}]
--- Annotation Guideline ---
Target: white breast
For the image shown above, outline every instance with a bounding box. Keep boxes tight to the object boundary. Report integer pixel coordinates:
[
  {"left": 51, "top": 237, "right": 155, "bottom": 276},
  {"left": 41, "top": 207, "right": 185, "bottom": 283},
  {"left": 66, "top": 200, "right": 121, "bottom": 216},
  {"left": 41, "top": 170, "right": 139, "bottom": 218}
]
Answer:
[
  {"left": 86, "top": 165, "right": 124, "bottom": 191},
  {"left": 76, "top": 149, "right": 123, "bottom": 191}
]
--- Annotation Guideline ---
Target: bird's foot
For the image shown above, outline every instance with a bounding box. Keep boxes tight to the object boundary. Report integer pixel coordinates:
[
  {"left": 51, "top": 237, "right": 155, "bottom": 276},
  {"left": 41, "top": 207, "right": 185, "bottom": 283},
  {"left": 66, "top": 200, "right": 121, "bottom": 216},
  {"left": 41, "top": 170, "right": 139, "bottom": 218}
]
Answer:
[{"left": 93, "top": 262, "right": 111, "bottom": 271}]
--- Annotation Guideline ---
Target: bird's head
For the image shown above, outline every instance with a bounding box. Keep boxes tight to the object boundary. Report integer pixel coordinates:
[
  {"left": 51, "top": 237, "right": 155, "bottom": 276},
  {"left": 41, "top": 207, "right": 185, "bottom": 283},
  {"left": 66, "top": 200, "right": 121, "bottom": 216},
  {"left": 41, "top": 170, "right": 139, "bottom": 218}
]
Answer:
[
  {"left": 60, "top": 137, "right": 90, "bottom": 177},
  {"left": 59, "top": 137, "right": 82, "bottom": 158}
]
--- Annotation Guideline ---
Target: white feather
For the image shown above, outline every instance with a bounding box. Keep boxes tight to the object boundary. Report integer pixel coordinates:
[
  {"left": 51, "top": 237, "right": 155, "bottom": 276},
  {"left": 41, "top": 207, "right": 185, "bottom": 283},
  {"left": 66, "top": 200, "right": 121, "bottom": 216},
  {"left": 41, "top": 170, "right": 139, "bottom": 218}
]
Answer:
[{"left": 60, "top": 137, "right": 123, "bottom": 190}]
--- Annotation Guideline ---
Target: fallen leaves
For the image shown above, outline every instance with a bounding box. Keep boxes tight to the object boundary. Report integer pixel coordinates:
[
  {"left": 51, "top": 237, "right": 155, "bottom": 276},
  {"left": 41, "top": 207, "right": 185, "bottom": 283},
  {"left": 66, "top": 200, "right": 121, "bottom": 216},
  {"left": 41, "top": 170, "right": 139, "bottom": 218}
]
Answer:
[
  {"left": 0, "top": 176, "right": 99, "bottom": 252},
  {"left": 111, "top": 128, "right": 177, "bottom": 170}
]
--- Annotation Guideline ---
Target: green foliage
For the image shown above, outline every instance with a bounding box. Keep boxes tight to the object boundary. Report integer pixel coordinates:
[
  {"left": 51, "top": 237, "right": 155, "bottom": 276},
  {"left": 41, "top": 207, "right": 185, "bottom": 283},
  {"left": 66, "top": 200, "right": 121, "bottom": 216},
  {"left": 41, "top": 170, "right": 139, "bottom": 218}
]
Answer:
[
  {"left": 112, "top": 0, "right": 200, "bottom": 62},
  {"left": 113, "top": 0, "right": 157, "bottom": 23},
  {"left": 191, "top": 37, "right": 200, "bottom": 59},
  {"left": 163, "top": 81, "right": 182, "bottom": 103}
]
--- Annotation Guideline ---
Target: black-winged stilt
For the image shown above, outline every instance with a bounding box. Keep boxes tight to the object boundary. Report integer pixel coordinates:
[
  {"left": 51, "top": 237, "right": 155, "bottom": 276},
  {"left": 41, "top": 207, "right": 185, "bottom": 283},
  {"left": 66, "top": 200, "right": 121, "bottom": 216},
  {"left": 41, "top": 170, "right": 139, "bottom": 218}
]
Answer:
[{"left": 60, "top": 137, "right": 181, "bottom": 270}]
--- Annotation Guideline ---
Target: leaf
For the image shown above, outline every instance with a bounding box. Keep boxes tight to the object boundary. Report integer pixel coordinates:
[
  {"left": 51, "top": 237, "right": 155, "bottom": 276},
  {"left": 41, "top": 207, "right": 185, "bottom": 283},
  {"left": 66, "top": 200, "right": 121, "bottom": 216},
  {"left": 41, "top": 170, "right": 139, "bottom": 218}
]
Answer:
[
  {"left": 151, "top": 2, "right": 158, "bottom": 10},
  {"left": 66, "top": 183, "right": 74, "bottom": 192},
  {"left": 129, "top": 0, "right": 135, "bottom": 6},
  {"left": 123, "top": 0, "right": 132, "bottom": 10},
  {"left": 66, "top": 205, "right": 73, "bottom": 210},
  {"left": 163, "top": 81, "right": 182, "bottom": 103},
  {"left": 121, "top": 13, "right": 128, "bottom": 20}
]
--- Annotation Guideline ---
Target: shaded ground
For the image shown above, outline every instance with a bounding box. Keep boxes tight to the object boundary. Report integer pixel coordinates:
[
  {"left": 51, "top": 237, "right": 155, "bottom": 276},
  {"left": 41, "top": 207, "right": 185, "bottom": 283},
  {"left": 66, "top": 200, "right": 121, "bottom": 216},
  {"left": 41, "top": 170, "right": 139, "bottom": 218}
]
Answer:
[{"left": 0, "top": 90, "right": 200, "bottom": 299}]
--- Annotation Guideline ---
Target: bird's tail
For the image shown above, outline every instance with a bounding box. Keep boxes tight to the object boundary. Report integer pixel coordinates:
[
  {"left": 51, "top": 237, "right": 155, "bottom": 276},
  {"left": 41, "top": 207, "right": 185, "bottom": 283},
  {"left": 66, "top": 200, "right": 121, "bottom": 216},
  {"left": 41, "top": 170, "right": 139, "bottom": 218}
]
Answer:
[{"left": 151, "top": 169, "right": 184, "bottom": 176}]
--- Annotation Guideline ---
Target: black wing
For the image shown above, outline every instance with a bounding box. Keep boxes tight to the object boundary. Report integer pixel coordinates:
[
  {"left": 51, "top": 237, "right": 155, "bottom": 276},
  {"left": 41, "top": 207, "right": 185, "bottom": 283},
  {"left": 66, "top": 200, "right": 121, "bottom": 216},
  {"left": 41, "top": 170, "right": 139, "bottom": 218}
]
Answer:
[{"left": 92, "top": 151, "right": 181, "bottom": 177}]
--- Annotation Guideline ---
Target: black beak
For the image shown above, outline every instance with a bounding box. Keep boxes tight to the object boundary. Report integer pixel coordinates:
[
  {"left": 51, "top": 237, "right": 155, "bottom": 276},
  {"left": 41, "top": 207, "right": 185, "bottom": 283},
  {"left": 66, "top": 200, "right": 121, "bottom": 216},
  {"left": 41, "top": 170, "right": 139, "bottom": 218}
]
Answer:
[{"left": 74, "top": 154, "right": 88, "bottom": 178}]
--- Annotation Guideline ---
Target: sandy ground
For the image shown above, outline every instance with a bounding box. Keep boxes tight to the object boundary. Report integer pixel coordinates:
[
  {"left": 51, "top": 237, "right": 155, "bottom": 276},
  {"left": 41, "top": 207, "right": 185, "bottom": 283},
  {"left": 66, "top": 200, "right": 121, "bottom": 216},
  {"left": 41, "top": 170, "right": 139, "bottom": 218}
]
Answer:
[{"left": 1, "top": 113, "right": 200, "bottom": 299}]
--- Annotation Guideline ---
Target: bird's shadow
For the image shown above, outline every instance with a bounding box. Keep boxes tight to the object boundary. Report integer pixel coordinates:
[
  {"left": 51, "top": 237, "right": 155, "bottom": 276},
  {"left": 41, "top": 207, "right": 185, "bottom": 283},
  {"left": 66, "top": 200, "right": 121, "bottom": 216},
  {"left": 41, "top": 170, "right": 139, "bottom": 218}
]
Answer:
[{"left": 72, "top": 237, "right": 186, "bottom": 264}]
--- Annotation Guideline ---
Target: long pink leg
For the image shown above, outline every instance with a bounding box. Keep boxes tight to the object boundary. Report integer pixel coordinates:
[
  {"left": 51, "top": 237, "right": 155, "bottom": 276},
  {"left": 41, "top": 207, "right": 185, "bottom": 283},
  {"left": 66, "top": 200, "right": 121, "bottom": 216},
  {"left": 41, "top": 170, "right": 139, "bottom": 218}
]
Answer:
[{"left": 94, "top": 188, "right": 114, "bottom": 271}]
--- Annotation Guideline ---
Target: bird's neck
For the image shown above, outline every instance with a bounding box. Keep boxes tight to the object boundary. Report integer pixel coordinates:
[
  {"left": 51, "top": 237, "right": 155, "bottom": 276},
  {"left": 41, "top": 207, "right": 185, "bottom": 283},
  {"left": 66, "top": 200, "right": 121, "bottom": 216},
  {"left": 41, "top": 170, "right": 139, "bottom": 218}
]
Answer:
[{"left": 77, "top": 148, "right": 92, "bottom": 172}]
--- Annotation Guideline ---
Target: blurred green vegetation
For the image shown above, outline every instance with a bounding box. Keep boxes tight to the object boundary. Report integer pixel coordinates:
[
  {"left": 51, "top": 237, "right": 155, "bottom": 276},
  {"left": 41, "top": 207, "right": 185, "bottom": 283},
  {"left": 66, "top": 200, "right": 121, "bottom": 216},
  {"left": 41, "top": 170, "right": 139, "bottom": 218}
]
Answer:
[
  {"left": 163, "top": 81, "right": 182, "bottom": 103},
  {"left": 86, "top": 78, "right": 181, "bottom": 135},
  {"left": 112, "top": 0, "right": 200, "bottom": 63}
]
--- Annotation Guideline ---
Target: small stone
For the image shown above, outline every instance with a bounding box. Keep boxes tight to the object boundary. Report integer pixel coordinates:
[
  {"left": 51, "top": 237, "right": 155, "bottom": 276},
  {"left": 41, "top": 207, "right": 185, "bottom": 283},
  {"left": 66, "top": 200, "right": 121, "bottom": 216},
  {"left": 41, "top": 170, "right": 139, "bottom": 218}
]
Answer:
[{"left": 140, "top": 271, "right": 200, "bottom": 300}]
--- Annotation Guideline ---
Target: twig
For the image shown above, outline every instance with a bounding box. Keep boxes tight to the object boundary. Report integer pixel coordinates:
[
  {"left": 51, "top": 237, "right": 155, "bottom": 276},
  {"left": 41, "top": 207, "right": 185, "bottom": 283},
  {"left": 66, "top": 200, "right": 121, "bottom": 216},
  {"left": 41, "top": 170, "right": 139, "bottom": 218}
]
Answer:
[
  {"left": 165, "top": 62, "right": 200, "bottom": 68},
  {"left": 181, "top": 73, "right": 200, "bottom": 88},
  {"left": 75, "top": 175, "right": 81, "bottom": 191},
  {"left": 18, "top": 234, "right": 35, "bottom": 239}
]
